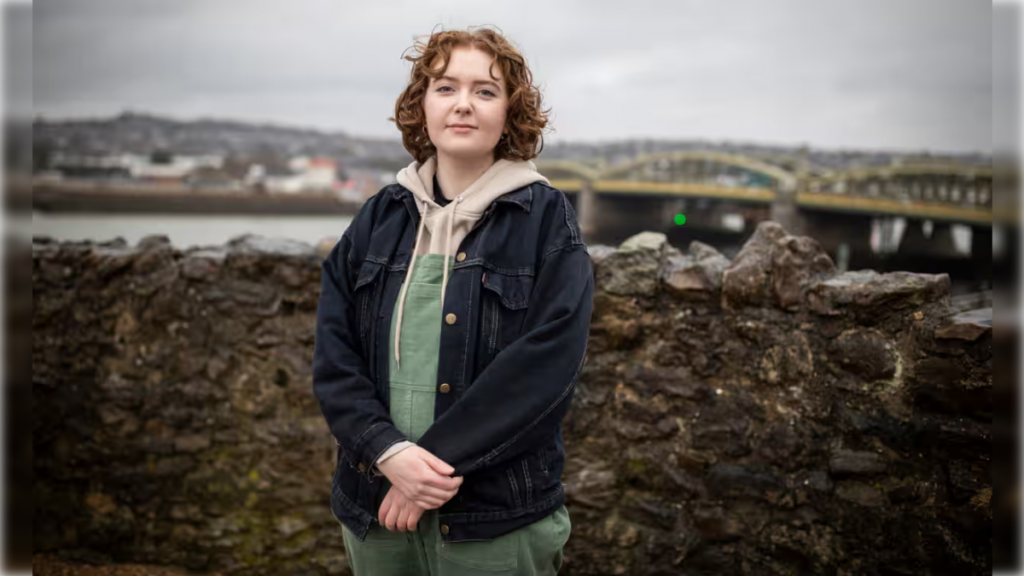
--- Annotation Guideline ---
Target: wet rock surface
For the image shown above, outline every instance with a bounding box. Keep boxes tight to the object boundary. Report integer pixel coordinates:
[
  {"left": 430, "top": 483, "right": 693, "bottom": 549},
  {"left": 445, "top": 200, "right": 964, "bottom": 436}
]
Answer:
[{"left": 34, "top": 222, "right": 991, "bottom": 575}]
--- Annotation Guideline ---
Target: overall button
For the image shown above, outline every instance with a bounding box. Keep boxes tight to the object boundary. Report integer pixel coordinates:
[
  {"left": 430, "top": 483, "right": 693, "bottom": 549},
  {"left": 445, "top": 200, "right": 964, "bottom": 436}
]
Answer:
[
  {"left": 456, "top": 252, "right": 467, "bottom": 261},
  {"left": 440, "top": 524, "right": 450, "bottom": 535},
  {"left": 439, "top": 383, "right": 451, "bottom": 393},
  {"left": 446, "top": 313, "right": 457, "bottom": 325}
]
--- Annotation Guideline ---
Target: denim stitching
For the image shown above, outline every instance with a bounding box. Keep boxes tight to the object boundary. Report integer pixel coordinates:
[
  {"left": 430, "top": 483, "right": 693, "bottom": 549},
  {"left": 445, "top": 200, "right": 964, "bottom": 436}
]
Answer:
[
  {"left": 361, "top": 285, "right": 373, "bottom": 356},
  {"left": 521, "top": 458, "right": 533, "bottom": 507},
  {"left": 507, "top": 468, "right": 522, "bottom": 508},
  {"left": 562, "top": 193, "right": 579, "bottom": 245},
  {"left": 470, "top": 339, "right": 589, "bottom": 472},
  {"left": 355, "top": 261, "right": 383, "bottom": 290},
  {"left": 356, "top": 291, "right": 366, "bottom": 352},
  {"left": 455, "top": 259, "right": 534, "bottom": 276},
  {"left": 482, "top": 277, "right": 531, "bottom": 310},
  {"left": 457, "top": 268, "right": 475, "bottom": 394},
  {"left": 438, "top": 488, "right": 564, "bottom": 524},
  {"left": 354, "top": 421, "right": 383, "bottom": 453},
  {"left": 490, "top": 296, "right": 500, "bottom": 357},
  {"left": 542, "top": 241, "right": 580, "bottom": 265},
  {"left": 331, "top": 480, "right": 375, "bottom": 526}
]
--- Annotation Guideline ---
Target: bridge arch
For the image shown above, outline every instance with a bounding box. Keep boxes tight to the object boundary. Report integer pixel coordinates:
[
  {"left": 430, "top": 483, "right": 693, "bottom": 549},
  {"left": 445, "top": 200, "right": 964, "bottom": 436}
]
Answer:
[
  {"left": 598, "top": 150, "right": 798, "bottom": 191},
  {"left": 534, "top": 160, "right": 601, "bottom": 182}
]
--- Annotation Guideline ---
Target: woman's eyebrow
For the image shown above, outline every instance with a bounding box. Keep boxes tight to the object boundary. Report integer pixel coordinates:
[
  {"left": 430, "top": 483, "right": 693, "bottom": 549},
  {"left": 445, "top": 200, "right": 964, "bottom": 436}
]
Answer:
[{"left": 437, "top": 75, "right": 502, "bottom": 90}]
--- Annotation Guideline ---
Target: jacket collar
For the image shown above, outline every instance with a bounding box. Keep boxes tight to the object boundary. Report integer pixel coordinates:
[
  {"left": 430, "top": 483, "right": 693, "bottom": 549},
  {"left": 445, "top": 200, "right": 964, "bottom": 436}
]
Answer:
[{"left": 389, "top": 182, "right": 533, "bottom": 213}]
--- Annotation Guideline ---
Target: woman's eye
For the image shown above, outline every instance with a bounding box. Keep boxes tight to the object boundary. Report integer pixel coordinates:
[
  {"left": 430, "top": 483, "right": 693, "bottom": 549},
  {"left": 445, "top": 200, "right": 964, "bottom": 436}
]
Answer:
[{"left": 435, "top": 86, "right": 495, "bottom": 97}]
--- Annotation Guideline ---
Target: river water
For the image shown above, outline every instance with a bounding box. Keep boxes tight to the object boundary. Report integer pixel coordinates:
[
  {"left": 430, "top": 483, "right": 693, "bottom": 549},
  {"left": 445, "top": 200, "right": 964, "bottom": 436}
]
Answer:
[
  {"left": 30, "top": 211, "right": 355, "bottom": 250},
  {"left": 28, "top": 211, "right": 980, "bottom": 258}
]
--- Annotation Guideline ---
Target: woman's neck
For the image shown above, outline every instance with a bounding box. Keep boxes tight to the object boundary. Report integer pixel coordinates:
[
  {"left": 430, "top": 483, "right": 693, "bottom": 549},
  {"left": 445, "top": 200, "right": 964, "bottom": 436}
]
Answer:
[{"left": 434, "top": 152, "right": 497, "bottom": 200}]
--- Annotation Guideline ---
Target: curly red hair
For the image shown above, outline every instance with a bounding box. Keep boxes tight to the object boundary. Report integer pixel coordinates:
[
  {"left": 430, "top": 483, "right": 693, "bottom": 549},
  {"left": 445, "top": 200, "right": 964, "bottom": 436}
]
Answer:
[{"left": 388, "top": 25, "right": 552, "bottom": 164}]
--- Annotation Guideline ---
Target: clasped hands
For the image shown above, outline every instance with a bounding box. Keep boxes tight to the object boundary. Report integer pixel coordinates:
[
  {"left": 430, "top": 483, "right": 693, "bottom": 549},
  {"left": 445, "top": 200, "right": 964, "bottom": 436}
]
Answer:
[{"left": 375, "top": 445, "right": 463, "bottom": 532}]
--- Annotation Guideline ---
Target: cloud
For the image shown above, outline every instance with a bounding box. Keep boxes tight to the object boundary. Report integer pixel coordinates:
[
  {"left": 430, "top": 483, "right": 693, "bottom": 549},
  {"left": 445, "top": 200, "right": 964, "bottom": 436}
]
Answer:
[{"left": 34, "top": 0, "right": 991, "bottom": 152}]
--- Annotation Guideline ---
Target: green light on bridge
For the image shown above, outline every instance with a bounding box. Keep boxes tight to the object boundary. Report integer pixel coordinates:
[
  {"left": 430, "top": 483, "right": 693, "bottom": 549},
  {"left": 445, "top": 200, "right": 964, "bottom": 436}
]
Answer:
[{"left": 674, "top": 214, "right": 687, "bottom": 226}]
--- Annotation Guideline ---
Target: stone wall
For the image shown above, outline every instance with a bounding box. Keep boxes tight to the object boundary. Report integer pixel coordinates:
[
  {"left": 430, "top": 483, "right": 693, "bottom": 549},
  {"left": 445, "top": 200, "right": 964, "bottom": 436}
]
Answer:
[{"left": 33, "top": 222, "right": 992, "bottom": 575}]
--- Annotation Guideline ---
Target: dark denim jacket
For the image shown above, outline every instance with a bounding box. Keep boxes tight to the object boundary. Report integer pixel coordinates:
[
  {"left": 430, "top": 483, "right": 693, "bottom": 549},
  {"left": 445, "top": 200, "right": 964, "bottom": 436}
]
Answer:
[{"left": 312, "top": 180, "right": 594, "bottom": 543}]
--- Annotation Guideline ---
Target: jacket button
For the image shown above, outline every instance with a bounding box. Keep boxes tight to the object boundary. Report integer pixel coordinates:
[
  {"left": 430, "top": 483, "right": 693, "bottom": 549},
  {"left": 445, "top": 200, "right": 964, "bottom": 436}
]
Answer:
[
  {"left": 440, "top": 524, "right": 450, "bottom": 535},
  {"left": 358, "top": 462, "right": 366, "bottom": 472},
  {"left": 446, "top": 313, "right": 457, "bottom": 325},
  {"left": 439, "top": 383, "right": 450, "bottom": 393},
  {"left": 457, "top": 252, "right": 467, "bottom": 261}
]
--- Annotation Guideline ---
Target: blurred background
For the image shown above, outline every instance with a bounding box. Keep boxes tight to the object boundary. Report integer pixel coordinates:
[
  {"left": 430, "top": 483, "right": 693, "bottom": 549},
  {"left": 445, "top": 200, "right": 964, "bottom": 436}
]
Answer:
[
  {"left": 13, "top": 0, "right": 1022, "bottom": 575},
  {"left": 27, "top": 0, "right": 997, "bottom": 293}
]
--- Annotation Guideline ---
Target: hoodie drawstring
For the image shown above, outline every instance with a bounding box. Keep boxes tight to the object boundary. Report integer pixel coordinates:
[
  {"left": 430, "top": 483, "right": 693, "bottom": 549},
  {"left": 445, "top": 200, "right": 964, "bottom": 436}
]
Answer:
[
  {"left": 394, "top": 197, "right": 428, "bottom": 373},
  {"left": 393, "top": 195, "right": 461, "bottom": 373}
]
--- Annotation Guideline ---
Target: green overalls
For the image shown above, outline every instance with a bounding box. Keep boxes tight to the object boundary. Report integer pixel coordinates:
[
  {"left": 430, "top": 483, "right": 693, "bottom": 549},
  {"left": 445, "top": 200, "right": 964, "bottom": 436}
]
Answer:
[{"left": 340, "top": 253, "right": 571, "bottom": 575}]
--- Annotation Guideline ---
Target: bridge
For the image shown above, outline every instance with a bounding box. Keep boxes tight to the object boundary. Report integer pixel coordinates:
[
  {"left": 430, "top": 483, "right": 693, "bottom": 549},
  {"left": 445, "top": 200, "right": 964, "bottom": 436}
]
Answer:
[{"left": 537, "top": 151, "right": 995, "bottom": 279}]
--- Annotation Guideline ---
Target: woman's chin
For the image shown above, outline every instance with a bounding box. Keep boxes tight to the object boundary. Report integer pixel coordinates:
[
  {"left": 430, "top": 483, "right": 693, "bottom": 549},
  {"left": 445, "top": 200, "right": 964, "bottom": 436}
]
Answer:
[{"left": 436, "top": 142, "right": 495, "bottom": 159}]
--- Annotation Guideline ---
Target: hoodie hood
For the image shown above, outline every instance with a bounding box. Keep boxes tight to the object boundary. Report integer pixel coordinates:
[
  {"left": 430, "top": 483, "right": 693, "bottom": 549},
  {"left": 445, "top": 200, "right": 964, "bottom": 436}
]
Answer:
[{"left": 391, "top": 155, "right": 549, "bottom": 372}]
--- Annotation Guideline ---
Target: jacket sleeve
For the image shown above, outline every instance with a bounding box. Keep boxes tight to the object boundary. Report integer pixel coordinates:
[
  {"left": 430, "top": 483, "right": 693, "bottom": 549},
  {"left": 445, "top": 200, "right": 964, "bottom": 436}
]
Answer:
[
  {"left": 312, "top": 193, "right": 409, "bottom": 479},
  {"left": 415, "top": 241, "right": 594, "bottom": 477}
]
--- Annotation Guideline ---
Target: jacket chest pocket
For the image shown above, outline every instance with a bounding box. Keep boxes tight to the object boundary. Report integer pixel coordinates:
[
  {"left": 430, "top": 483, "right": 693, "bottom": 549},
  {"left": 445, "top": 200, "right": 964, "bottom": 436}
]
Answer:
[
  {"left": 479, "top": 271, "right": 534, "bottom": 364},
  {"left": 352, "top": 260, "right": 385, "bottom": 372}
]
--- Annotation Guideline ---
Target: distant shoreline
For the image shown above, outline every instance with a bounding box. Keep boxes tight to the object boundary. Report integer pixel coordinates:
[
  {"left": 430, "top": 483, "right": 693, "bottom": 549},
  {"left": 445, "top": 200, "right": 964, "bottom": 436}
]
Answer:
[{"left": 31, "top": 180, "right": 364, "bottom": 216}]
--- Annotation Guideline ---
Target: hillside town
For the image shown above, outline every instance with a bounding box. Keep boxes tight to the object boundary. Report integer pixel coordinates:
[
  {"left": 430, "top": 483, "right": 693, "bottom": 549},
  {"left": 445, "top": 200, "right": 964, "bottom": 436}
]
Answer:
[
  {"left": 32, "top": 111, "right": 991, "bottom": 206},
  {"left": 34, "top": 149, "right": 390, "bottom": 202}
]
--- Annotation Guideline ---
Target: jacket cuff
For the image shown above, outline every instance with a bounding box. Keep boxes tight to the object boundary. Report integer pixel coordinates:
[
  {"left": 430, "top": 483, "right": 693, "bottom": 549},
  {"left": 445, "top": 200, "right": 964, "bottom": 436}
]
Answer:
[{"left": 357, "top": 423, "right": 408, "bottom": 478}]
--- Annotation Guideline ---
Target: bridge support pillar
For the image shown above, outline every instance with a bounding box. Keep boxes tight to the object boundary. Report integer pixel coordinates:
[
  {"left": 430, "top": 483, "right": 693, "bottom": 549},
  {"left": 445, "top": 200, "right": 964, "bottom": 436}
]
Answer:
[
  {"left": 973, "top": 225, "right": 993, "bottom": 263},
  {"left": 771, "top": 183, "right": 801, "bottom": 234},
  {"left": 930, "top": 223, "right": 960, "bottom": 258},
  {"left": 974, "top": 225, "right": 991, "bottom": 284},
  {"left": 581, "top": 193, "right": 669, "bottom": 247},
  {"left": 578, "top": 179, "right": 597, "bottom": 243},
  {"left": 799, "top": 212, "right": 874, "bottom": 269},
  {"left": 900, "top": 221, "right": 963, "bottom": 259},
  {"left": 899, "top": 219, "right": 930, "bottom": 255}
]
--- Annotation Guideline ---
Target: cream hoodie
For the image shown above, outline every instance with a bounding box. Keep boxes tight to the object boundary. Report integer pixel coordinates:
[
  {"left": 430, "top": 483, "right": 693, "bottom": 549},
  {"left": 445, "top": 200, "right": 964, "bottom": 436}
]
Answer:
[{"left": 373, "top": 155, "right": 549, "bottom": 471}]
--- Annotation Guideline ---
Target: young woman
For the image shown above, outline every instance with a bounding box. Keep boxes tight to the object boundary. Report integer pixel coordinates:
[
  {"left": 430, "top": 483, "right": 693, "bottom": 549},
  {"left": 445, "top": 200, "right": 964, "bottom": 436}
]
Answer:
[{"left": 314, "top": 26, "right": 592, "bottom": 576}]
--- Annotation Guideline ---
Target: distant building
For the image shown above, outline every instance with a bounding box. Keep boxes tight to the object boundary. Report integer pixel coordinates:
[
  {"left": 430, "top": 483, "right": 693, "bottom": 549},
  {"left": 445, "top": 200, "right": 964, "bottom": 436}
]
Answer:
[
  {"left": 289, "top": 156, "right": 338, "bottom": 191},
  {"left": 48, "top": 152, "right": 132, "bottom": 180},
  {"left": 47, "top": 151, "right": 226, "bottom": 186},
  {"left": 127, "top": 152, "right": 224, "bottom": 184},
  {"left": 256, "top": 155, "right": 341, "bottom": 194}
]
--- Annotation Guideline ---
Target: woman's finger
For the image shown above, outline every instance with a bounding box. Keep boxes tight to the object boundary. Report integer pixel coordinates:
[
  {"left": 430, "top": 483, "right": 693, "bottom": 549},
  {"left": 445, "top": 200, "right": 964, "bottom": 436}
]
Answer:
[
  {"left": 413, "top": 496, "right": 445, "bottom": 509},
  {"left": 405, "top": 505, "right": 422, "bottom": 531},
  {"left": 378, "top": 489, "right": 394, "bottom": 527},
  {"left": 411, "top": 484, "right": 459, "bottom": 502},
  {"left": 385, "top": 493, "right": 402, "bottom": 531},
  {"left": 414, "top": 486, "right": 461, "bottom": 509},
  {"left": 397, "top": 501, "right": 412, "bottom": 532},
  {"left": 419, "top": 469, "right": 463, "bottom": 490}
]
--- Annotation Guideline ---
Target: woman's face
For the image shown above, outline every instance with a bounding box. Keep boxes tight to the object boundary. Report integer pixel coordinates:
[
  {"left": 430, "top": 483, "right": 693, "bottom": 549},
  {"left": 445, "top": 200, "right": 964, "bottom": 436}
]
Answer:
[{"left": 423, "top": 46, "right": 509, "bottom": 162}]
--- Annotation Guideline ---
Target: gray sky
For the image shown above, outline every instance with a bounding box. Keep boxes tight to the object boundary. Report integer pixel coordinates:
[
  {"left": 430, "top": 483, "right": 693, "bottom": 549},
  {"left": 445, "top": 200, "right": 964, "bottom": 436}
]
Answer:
[{"left": 35, "top": 0, "right": 991, "bottom": 153}]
